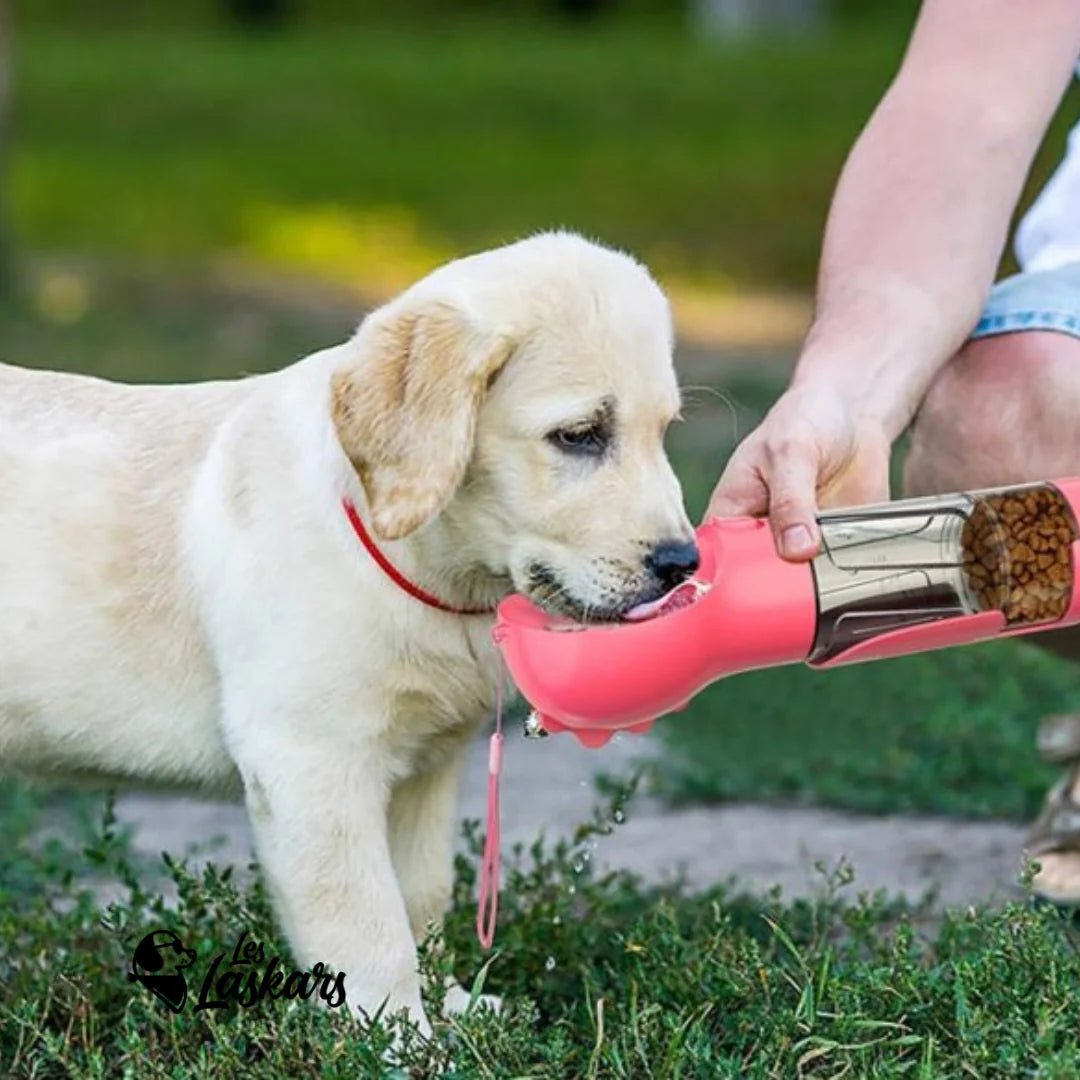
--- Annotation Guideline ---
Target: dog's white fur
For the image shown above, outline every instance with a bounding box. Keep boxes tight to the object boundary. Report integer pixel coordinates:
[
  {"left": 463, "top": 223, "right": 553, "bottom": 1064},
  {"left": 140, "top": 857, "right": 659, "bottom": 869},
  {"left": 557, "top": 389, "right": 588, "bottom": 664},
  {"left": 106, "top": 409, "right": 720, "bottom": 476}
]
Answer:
[{"left": 0, "top": 232, "right": 690, "bottom": 1030}]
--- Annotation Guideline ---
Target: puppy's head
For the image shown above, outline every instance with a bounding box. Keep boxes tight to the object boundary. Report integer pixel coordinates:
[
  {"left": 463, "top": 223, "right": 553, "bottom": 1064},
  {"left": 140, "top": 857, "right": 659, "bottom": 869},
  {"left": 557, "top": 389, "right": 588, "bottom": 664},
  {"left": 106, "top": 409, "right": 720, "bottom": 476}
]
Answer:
[{"left": 331, "top": 231, "right": 695, "bottom": 623}]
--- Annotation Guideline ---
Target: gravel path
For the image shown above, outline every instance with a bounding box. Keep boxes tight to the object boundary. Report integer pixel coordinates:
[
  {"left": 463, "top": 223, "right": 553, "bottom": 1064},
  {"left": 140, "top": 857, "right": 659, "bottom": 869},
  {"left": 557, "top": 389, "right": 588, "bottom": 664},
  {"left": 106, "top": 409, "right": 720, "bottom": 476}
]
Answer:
[{"left": 111, "top": 728, "right": 1029, "bottom": 911}]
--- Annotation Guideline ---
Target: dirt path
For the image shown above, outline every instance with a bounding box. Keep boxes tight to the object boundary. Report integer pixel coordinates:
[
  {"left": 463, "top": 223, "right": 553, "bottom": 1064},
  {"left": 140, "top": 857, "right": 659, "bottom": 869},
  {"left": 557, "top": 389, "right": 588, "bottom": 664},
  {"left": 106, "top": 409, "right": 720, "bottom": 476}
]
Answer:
[{"left": 112, "top": 728, "right": 1029, "bottom": 911}]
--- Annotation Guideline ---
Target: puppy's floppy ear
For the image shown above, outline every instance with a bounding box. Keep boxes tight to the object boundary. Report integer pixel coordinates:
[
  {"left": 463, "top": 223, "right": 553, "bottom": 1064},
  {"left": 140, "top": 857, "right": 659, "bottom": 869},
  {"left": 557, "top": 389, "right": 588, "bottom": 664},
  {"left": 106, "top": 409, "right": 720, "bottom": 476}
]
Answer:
[{"left": 331, "top": 300, "right": 515, "bottom": 541}]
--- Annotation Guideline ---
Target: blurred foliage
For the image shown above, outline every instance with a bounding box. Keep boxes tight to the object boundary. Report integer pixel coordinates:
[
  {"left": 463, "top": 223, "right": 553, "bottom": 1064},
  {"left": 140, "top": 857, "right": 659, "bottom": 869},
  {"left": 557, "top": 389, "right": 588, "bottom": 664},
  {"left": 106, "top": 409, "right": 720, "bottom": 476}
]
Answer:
[
  {"left": 6, "top": 16, "right": 904, "bottom": 292},
  {"left": 20, "top": 0, "right": 718, "bottom": 29},
  {"left": 0, "top": 260, "right": 356, "bottom": 381},
  {"left": 0, "top": 0, "right": 11, "bottom": 295},
  {"left": 15, "top": 5, "right": 1073, "bottom": 296},
  {"left": 20, "top": 0, "right": 923, "bottom": 29},
  {"left": 2, "top": 2, "right": 1073, "bottom": 298},
  {"left": 656, "top": 638, "right": 1078, "bottom": 819},
  {"left": 6, "top": 5, "right": 1074, "bottom": 294}
]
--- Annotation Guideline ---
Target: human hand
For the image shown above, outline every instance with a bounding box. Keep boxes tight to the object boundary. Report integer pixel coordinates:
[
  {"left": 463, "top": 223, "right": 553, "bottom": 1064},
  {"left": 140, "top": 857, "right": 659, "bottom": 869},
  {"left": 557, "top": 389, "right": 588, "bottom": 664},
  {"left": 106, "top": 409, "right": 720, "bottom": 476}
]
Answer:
[{"left": 705, "top": 382, "right": 892, "bottom": 560}]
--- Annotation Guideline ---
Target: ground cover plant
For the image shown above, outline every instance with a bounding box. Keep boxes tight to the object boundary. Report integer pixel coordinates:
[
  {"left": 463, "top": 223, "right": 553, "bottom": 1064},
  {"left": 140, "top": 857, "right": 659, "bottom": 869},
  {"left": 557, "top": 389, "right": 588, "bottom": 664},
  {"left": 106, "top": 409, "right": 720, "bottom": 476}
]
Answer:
[{"left": 2, "top": 779, "right": 1080, "bottom": 1079}]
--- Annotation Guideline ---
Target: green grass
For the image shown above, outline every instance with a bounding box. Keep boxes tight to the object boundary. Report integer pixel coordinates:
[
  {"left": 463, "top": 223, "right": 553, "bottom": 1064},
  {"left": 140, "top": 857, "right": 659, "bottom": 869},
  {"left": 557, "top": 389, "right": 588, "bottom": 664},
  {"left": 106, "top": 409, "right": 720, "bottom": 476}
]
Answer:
[
  {"left": 3, "top": 780, "right": 1080, "bottom": 1079},
  {"left": 653, "top": 642, "right": 1079, "bottom": 819},
  {"left": 10, "top": 10, "right": 1076, "bottom": 294}
]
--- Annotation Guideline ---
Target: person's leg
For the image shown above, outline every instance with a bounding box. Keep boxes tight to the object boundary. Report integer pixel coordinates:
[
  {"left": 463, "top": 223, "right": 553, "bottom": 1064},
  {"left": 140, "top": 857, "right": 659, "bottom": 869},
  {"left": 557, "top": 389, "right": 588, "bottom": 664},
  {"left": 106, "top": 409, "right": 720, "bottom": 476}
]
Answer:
[
  {"left": 906, "top": 327, "right": 1080, "bottom": 651},
  {"left": 908, "top": 339, "right": 1080, "bottom": 659},
  {"left": 905, "top": 324, "right": 1080, "bottom": 903}
]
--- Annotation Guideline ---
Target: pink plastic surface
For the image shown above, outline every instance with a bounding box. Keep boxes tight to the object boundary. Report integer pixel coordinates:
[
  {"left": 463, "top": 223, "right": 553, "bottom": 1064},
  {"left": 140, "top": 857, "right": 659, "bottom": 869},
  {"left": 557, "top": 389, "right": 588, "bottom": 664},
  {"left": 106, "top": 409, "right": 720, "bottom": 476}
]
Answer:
[
  {"left": 493, "top": 516, "right": 817, "bottom": 746},
  {"left": 493, "top": 480, "right": 1080, "bottom": 747},
  {"left": 1051, "top": 480, "right": 1080, "bottom": 629}
]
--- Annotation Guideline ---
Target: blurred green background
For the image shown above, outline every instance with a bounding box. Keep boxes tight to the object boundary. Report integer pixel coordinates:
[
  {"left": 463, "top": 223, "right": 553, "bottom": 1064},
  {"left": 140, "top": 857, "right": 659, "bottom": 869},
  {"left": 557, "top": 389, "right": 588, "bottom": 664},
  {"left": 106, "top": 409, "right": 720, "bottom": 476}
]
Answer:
[
  {"left": 2, "top": 0, "right": 1080, "bottom": 820},
  {"left": 7, "top": 0, "right": 1077, "bottom": 298}
]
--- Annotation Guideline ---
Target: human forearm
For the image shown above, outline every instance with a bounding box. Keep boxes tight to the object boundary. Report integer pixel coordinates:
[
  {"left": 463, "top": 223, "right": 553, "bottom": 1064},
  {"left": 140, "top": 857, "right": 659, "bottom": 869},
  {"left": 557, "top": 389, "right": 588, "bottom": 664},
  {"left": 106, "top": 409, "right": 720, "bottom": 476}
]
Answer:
[
  {"left": 794, "top": 0, "right": 1080, "bottom": 440},
  {"left": 797, "top": 92, "right": 1035, "bottom": 440}
]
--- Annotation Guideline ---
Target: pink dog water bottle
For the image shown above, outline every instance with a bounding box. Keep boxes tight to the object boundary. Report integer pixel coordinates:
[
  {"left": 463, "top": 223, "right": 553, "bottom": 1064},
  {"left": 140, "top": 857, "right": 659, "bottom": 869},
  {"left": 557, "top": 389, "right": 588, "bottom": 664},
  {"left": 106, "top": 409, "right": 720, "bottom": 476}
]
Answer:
[{"left": 493, "top": 479, "right": 1080, "bottom": 747}]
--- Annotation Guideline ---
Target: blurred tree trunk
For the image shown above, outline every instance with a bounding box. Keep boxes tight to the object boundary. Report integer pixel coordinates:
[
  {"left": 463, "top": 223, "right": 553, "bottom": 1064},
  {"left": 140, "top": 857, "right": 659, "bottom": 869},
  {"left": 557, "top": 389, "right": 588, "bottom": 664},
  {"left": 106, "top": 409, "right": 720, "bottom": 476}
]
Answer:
[
  {"left": 223, "top": 0, "right": 294, "bottom": 31},
  {"left": 691, "top": 0, "right": 826, "bottom": 38},
  {"left": 553, "top": 0, "right": 609, "bottom": 18},
  {"left": 0, "top": 0, "right": 11, "bottom": 297}
]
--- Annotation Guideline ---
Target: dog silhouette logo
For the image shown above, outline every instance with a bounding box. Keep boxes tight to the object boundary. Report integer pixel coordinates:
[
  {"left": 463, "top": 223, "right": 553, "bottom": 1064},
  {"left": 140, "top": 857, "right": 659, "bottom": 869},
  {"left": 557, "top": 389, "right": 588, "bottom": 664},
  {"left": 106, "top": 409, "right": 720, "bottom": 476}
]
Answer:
[{"left": 128, "top": 929, "right": 197, "bottom": 1014}]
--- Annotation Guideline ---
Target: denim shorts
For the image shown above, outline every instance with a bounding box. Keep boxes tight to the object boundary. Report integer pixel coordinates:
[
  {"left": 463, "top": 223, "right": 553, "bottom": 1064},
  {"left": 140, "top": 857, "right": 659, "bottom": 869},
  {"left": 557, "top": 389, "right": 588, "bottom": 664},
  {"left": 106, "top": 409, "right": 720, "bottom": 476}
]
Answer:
[{"left": 971, "top": 261, "right": 1080, "bottom": 342}]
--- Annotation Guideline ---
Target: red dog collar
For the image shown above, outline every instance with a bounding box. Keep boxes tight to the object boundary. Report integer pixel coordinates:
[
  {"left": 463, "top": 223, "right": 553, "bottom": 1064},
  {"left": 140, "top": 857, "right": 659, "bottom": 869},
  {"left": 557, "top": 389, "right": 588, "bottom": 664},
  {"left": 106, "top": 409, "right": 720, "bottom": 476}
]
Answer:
[{"left": 341, "top": 498, "right": 495, "bottom": 616}]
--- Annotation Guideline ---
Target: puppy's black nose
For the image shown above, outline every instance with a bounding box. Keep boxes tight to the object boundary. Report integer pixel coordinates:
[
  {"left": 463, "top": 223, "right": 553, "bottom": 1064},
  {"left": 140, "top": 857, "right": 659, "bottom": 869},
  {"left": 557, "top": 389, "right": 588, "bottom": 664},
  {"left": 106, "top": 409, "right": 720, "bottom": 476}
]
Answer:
[{"left": 645, "top": 540, "right": 700, "bottom": 591}]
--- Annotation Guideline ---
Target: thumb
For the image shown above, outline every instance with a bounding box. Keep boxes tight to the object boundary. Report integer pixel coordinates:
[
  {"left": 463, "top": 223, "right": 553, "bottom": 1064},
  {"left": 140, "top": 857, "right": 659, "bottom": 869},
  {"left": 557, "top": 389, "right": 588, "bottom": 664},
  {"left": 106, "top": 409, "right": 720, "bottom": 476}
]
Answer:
[{"left": 766, "top": 453, "right": 822, "bottom": 561}]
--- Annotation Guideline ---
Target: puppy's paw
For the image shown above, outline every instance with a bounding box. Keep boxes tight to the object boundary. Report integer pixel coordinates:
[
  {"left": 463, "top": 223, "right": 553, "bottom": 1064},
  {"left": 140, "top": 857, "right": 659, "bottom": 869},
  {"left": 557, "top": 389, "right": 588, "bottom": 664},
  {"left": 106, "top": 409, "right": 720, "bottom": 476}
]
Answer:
[{"left": 442, "top": 979, "right": 502, "bottom": 1018}]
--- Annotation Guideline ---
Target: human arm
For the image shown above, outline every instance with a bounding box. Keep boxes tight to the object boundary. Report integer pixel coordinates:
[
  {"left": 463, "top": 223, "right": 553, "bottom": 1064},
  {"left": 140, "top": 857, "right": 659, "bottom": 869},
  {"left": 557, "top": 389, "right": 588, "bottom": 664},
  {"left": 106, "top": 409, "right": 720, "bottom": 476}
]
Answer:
[{"left": 708, "top": 0, "right": 1080, "bottom": 557}]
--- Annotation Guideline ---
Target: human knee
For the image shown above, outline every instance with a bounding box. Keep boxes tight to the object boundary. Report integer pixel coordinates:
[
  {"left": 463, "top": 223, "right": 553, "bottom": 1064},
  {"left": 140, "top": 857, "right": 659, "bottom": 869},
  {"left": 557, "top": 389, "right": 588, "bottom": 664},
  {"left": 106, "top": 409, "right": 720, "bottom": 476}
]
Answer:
[{"left": 904, "top": 332, "right": 1078, "bottom": 497}]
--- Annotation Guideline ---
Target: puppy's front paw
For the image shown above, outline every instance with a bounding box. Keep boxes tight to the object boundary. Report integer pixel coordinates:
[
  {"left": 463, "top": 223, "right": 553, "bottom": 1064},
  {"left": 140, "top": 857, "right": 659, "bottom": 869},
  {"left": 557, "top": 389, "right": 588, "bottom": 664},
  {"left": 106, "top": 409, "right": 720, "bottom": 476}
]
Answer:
[{"left": 442, "top": 979, "right": 502, "bottom": 1018}]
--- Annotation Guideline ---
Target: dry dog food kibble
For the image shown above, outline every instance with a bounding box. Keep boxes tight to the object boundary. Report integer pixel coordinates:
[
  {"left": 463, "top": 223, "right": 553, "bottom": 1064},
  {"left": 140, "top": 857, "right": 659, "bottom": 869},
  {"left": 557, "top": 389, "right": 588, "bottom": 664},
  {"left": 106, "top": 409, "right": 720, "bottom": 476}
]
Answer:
[{"left": 961, "top": 485, "right": 1077, "bottom": 626}]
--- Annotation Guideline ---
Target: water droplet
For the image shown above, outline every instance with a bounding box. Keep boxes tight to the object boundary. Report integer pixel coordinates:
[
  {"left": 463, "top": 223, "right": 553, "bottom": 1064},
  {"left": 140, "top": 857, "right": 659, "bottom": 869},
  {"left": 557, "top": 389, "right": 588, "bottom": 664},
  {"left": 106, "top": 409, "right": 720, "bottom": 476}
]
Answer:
[
  {"left": 568, "top": 884, "right": 576, "bottom": 895},
  {"left": 552, "top": 915, "right": 561, "bottom": 926},
  {"left": 545, "top": 956, "right": 556, "bottom": 971},
  {"left": 572, "top": 859, "right": 584, "bottom": 874}
]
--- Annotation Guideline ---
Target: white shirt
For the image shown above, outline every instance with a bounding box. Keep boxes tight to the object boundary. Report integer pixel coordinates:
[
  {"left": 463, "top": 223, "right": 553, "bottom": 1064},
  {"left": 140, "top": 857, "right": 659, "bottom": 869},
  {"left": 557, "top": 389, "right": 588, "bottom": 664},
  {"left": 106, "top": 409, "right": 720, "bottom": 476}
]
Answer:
[{"left": 1015, "top": 68, "right": 1080, "bottom": 272}]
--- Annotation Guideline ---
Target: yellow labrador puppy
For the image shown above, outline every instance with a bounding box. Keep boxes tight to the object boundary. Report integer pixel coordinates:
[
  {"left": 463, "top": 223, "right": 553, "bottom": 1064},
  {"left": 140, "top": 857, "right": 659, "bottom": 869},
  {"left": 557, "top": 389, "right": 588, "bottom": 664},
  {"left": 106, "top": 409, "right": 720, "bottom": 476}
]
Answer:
[{"left": 0, "top": 232, "right": 696, "bottom": 1031}]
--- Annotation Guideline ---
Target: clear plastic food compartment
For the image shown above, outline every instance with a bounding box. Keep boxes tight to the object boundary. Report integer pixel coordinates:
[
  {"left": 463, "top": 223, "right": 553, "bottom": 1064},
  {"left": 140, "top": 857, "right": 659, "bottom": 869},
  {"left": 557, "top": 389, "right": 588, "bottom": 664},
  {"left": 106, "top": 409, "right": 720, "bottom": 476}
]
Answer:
[{"left": 810, "top": 482, "right": 1078, "bottom": 663}]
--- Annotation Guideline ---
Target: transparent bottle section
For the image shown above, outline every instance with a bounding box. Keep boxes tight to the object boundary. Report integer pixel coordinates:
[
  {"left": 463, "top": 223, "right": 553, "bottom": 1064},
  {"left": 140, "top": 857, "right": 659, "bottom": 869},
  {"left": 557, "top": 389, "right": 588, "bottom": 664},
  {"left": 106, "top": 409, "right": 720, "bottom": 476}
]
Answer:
[{"left": 809, "top": 482, "right": 1078, "bottom": 663}]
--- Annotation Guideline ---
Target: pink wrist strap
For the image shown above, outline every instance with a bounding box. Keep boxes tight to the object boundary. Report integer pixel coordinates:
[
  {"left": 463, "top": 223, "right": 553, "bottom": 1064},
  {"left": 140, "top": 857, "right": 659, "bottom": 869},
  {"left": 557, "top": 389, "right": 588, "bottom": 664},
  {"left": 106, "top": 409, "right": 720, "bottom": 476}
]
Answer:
[{"left": 476, "top": 669, "right": 505, "bottom": 949}]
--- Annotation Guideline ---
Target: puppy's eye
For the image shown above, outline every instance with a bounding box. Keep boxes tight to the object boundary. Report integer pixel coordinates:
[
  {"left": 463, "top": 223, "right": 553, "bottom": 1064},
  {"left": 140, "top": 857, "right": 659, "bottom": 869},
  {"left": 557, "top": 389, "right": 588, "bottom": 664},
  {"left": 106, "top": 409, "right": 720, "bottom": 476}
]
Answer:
[{"left": 547, "top": 425, "right": 609, "bottom": 456}]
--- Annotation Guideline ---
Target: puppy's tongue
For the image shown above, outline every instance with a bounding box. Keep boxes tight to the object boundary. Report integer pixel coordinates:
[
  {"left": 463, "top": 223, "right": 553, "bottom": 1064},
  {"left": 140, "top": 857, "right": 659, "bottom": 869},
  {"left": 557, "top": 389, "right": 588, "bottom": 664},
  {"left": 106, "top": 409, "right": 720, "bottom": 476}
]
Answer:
[{"left": 622, "top": 580, "right": 705, "bottom": 622}]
